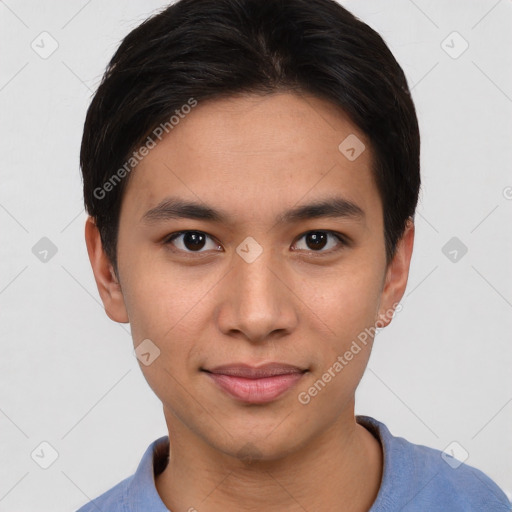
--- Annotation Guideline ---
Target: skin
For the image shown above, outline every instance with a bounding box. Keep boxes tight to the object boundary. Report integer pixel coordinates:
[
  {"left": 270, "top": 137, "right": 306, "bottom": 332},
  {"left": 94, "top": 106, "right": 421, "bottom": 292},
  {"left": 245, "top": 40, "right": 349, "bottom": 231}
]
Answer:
[{"left": 85, "top": 91, "right": 414, "bottom": 512}]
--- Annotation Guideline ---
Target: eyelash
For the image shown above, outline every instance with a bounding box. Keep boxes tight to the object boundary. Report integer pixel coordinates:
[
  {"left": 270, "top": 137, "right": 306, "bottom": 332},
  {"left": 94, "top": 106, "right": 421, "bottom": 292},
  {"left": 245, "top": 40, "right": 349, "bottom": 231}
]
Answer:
[{"left": 163, "top": 230, "right": 348, "bottom": 256}]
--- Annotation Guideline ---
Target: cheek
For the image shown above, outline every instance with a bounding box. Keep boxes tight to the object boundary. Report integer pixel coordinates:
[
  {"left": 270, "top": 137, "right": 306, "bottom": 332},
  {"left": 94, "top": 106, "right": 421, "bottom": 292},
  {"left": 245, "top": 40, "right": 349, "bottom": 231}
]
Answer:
[
  {"left": 122, "top": 264, "right": 211, "bottom": 375},
  {"left": 121, "top": 251, "right": 194, "bottom": 334},
  {"left": 296, "top": 272, "right": 381, "bottom": 411},
  {"left": 123, "top": 275, "right": 199, "bottom": 407},
  {"left": 303, "top": 266, "right": 383, "bottom": 341}
]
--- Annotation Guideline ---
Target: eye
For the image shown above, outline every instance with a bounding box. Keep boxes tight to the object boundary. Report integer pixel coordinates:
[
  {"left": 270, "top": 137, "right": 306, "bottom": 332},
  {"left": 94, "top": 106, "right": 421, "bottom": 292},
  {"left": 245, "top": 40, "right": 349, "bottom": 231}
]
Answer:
[
  {"left": 163, "top": 231, "right": 222, "bottom": 253},
  {"left": 163, "top": 230, "right": 347, "bottom": 255},
  {"left": 292, "top": 230, "right": 346, "bottom": 253}
]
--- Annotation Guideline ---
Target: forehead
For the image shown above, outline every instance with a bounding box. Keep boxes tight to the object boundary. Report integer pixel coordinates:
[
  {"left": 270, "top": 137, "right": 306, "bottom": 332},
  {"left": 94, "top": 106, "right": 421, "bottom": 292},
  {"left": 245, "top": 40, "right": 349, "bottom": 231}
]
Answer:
[{"left": 120, "top": 92, "right": 380, "bottom": 227}]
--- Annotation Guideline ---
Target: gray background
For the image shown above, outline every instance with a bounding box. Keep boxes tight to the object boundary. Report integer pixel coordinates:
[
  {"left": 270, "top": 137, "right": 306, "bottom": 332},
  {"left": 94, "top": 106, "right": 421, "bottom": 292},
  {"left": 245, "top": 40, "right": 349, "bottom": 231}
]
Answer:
[{"left": 1, "top": 0, "right": 511, "bottom": 510}]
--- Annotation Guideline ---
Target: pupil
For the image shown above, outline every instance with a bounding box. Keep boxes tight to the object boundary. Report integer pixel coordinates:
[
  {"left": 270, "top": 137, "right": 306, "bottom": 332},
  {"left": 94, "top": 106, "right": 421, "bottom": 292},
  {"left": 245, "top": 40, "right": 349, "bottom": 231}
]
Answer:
[
  {"left": 184, "top": 232, "right": 205, "bottom": 251},
  {"left": 307, "top": 232, "right": 327, "bottom": 250}
]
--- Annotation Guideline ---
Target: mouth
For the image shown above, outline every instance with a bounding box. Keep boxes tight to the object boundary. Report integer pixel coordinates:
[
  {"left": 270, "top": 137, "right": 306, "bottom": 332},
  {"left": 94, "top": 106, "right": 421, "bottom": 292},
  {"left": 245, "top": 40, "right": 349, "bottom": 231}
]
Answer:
[{"left": 201, "top": 363, "right": 308, "bottom": 404}]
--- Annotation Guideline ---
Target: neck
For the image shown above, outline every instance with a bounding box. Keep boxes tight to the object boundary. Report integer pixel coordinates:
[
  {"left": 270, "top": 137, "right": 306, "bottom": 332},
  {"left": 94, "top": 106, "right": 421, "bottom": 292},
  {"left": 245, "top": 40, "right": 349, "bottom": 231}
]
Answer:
[{"left": 155, "top": 407, "right": 383, "bottom": 512}]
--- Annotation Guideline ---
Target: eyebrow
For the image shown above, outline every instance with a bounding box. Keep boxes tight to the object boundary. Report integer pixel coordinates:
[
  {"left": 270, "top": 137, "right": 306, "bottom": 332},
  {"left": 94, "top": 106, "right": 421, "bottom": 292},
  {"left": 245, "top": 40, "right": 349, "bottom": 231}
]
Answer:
[{"left": 141, "top": 195, "right": 365, "bottom": 226}]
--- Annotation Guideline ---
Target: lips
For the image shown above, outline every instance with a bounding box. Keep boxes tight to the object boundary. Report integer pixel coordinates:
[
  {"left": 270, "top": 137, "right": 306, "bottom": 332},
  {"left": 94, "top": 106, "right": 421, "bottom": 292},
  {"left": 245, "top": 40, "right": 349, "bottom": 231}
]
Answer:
[
  {"left": 203, "top": 362, "right": 307, "bottom": 378},
  {"left": 202, "top": 363, "right": 307, "bottom": 403}
]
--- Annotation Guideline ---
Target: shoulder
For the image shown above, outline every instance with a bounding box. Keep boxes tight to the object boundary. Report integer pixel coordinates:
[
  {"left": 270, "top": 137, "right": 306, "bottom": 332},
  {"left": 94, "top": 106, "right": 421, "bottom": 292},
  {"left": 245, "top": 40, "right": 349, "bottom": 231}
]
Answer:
[
  {"left": 357, "top": 415, "right": 511, "bottom": 512},
  {"left": 75, "top": 475, "right": 132, "bottom": 512},
  {"left": 396, "top": 437, "right": 511, "bottom": 511},
  {"left": 74, "top": 435, "right": 170, "bottom": 512}
]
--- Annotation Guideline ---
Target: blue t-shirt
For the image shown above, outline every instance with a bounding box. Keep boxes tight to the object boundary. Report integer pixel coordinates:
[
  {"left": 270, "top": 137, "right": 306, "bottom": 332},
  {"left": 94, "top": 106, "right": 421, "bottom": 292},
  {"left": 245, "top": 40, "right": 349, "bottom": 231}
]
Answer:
[{"left": 76, "top": 415, "right": 511, "bottom": 511}]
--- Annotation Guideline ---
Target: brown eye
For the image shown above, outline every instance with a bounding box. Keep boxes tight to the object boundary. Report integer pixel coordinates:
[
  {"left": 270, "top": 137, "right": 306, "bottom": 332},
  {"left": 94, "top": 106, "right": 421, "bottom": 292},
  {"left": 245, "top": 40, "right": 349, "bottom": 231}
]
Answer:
[
  {"left": 293, "top": 231, "right": 346, "bottom": 253},
  {"left": 164, "top": 231, "right": 221, "bottom": 253}
]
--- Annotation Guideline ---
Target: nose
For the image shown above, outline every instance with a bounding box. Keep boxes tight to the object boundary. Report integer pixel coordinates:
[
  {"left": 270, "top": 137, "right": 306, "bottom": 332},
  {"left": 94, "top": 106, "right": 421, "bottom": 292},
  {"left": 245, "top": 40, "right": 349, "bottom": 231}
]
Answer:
[{"left": 216, "top": 241, "right": 299, "bottom": 344}]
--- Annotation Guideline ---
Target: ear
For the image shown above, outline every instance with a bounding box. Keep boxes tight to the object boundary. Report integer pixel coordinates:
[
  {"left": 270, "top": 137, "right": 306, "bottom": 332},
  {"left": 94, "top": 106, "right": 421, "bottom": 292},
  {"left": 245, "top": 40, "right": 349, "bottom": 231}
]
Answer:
[
  {"left": 84, "top": 216, "right": 129, "bottom": 323},
  {"left": 375, "top": 219, "right": 415, "bottom": 328}
]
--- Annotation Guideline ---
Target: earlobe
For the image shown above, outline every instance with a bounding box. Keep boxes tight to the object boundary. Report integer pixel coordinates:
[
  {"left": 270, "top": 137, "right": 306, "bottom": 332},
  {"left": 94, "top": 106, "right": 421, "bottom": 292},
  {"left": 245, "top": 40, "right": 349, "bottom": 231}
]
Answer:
[
  {"left": 376, "top": 219, "right": 415, "bottom": 328},
  {"left": 84, "top": 216, "right": 129, "bottom": 324}
]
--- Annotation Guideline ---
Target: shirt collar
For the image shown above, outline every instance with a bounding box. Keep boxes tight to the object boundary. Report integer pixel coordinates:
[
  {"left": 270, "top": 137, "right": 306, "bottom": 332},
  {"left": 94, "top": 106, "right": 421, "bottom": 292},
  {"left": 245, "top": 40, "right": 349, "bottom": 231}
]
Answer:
[
  {"left": 356, "top": 414, "right": 413, "bottom": 510},
  {"left": 126, "top": 435, "right": 171, "bottom": 511}
]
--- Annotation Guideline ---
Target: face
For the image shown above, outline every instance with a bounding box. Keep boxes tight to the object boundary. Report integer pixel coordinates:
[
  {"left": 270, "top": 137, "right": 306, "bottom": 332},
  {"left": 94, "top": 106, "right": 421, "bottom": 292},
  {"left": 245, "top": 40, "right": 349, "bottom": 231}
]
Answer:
[{"left": 86, "top": 91, "right": 413, "bottom": 462}]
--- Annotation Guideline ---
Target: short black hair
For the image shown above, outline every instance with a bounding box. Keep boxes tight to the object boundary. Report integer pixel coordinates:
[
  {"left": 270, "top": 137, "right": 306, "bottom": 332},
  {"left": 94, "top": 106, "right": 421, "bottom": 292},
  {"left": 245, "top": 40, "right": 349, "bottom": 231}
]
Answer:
[{"left": 80, "top": 0, "right": 420, "bottom": 277}]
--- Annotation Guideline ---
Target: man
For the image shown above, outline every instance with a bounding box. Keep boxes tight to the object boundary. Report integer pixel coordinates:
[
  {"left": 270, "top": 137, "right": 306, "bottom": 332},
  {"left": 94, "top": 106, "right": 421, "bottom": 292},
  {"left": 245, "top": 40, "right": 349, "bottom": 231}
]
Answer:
[{"left": 77, "top": 0, "right": 511, "bottom": 510}]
